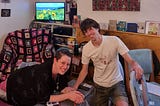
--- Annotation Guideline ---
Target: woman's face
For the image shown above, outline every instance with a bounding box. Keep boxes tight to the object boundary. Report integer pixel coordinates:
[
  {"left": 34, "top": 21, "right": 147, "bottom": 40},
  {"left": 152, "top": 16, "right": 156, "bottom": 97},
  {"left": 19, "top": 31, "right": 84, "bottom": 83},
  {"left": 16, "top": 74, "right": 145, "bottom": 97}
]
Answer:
[{"left": 55, "top": 55, "right": 71, "bottom": 75}]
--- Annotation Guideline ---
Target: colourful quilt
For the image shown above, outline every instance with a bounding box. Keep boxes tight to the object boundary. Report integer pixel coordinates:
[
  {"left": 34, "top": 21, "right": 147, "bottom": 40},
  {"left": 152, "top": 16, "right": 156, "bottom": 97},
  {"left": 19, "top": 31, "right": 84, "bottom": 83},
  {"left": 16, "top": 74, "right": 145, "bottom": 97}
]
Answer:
[{"left": 0, "top": 28, "right": 54, "bottom": 74}]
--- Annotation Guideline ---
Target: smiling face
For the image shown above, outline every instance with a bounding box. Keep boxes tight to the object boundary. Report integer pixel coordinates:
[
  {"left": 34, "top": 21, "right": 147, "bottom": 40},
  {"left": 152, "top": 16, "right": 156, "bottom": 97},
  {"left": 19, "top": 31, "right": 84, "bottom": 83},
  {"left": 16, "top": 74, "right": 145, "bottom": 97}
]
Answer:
[
  {"left": 84, "top": 27, "right": 100, "bottom": 42},
  {"left": 80, "top": 18, "right": 100, "bottom": 43},
  {"left": 53, "top": 55, "right": 71, "bottom": 75}
]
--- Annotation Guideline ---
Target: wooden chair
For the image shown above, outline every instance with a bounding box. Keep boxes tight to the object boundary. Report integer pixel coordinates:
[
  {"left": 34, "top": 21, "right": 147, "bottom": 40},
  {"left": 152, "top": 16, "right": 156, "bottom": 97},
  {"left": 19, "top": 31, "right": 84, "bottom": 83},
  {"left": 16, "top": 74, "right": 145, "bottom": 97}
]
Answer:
[{"left": 125, "top": 49, "right": 160, "bottom": 106}]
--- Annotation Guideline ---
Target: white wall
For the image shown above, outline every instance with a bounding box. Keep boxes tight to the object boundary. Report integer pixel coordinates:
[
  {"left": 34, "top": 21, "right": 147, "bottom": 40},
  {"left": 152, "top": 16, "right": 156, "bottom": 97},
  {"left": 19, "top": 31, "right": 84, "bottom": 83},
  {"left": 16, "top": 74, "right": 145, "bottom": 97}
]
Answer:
[
  {"left": 0, "top": 0, "right": 34, "bottom": 50},
  {"left": 0, "top": 0, "right": 160, "bottom": 50},
  {"left": 77, "top": 0, "right": 160, "bottom": 23}
]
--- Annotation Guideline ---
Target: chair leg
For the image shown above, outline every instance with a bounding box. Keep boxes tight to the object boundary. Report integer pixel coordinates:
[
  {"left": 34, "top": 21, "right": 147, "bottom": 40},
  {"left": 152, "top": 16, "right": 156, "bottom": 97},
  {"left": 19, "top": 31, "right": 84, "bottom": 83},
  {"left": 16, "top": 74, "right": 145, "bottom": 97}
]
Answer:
[{"left": 124, "top": 61, "right": 134, "bottom": 106}]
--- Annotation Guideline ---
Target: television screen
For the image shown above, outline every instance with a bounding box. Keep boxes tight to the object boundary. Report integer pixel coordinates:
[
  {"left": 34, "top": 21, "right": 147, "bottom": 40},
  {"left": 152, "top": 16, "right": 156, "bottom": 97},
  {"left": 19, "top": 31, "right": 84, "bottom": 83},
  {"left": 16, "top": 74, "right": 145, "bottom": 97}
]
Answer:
[{"left": 35, "top": 2, "right": 65, "bottom": 22}]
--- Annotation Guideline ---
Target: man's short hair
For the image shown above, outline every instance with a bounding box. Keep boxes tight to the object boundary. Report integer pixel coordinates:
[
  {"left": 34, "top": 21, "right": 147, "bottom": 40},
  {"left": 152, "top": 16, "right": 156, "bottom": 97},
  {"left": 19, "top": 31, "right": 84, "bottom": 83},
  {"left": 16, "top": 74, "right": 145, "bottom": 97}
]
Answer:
[{"left": 80, "top": 18, "right": 100, "bottom": 35}]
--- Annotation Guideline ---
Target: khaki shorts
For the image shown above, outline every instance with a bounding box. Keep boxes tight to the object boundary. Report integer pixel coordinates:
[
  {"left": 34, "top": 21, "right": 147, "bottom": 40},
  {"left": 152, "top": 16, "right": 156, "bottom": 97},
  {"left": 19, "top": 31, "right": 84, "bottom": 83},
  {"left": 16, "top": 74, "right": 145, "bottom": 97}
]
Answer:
[{"left": 94, "top": 81, "right": 128, "bottom": 106}]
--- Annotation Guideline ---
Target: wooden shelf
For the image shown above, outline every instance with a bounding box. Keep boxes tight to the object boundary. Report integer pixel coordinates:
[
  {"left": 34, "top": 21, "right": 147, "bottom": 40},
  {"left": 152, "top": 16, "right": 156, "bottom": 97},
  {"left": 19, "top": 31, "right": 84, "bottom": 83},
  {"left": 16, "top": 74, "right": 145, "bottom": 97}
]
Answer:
[
  {"left": 55, "top": 44, "right": 68, "bottom": 47},
  {"left": 76, "top": 28, "right": 160, "bottom": 82},
  {"left": 31, "top": 22, "right": 76, "bottom": 50},
  {"left": 55, "top": 44, "right": 74, "bottom": 48},
  {"left": 102, "top": 30, "right": 160, "bottom": 61},
  {"left": 33, "top": 21, "right": 73, "bottom": 28},
  {"left": 54, "top": 34, "right": 76, "bottom": 38},
  {"left": 76, "top": 28, "right": 160, "bottom": 62}
]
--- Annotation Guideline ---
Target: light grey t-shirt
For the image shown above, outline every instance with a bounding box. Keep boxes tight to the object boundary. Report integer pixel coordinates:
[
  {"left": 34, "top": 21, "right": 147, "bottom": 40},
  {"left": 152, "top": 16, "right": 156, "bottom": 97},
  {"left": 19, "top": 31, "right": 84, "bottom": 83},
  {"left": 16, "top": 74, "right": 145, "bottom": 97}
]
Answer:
[{"left": 82, "top": 36, "right": 129, "bottom": 87}]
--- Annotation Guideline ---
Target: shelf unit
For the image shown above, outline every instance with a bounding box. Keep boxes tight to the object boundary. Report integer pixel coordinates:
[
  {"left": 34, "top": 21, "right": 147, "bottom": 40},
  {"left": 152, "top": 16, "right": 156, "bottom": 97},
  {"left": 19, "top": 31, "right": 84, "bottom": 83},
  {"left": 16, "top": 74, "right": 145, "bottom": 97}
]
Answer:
[
  {"left": 65, "top": 0, "right": 77, "bottom": 25},
  {"left": 31, "top": 21, "right": 74, "bottom": 31},
  {"left": 31, "top": 21, "right": 77, "bottom": 53}
]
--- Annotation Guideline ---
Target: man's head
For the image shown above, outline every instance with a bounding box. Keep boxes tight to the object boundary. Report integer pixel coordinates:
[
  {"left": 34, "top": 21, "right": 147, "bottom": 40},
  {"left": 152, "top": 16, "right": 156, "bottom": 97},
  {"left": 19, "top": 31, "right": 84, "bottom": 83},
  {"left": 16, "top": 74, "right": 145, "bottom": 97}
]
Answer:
[
  {"left": 80, "top": 18, "right": 100, "bottom": 35},
  {"left": 54, "top": 47, "right": 72, "bottom": 75}
]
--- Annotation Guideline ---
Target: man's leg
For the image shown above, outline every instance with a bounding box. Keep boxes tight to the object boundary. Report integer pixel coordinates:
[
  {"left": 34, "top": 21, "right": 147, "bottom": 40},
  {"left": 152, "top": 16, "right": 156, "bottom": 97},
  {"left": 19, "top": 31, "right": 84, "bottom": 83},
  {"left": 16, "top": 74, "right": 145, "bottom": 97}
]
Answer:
[
  {"left": 94, "top": 83, "right": 110, "bottom": 106},
  {"left": 111, "top": 81, "right": 128, "bottom": 106}
]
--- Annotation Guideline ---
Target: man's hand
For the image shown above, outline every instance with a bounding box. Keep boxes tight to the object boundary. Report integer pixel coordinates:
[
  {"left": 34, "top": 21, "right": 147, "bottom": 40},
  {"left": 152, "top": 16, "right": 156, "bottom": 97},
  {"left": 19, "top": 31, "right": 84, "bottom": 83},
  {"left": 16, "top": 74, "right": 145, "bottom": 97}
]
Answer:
[
  {"left": 61, "top": 87, "right": 75, "bottom": 94},
  {"left": 68, "top": 91, "right": 84, "bottom": 104},
  {"left": 132, "top": 63, "right": 144, "bottom": 80}
]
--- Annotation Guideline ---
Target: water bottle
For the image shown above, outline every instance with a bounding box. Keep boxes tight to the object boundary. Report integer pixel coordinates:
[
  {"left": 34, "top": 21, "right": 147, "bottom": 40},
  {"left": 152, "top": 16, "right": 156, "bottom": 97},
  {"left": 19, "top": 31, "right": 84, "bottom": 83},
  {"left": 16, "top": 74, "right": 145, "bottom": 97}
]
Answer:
[{"left": 74, "top": 41, "right": 79, "bottom": 56}]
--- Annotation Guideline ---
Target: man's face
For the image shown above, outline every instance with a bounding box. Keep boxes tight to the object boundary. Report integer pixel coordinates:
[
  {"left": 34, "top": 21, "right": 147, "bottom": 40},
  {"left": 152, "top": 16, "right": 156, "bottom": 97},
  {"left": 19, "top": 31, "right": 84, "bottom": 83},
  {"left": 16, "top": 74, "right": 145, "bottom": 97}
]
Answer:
[
  {"left": 84, "top": 27, "right": 99, "bottom": 41},
  {"left": 55, "top": 55, "right": 71, "bottom": 75}
]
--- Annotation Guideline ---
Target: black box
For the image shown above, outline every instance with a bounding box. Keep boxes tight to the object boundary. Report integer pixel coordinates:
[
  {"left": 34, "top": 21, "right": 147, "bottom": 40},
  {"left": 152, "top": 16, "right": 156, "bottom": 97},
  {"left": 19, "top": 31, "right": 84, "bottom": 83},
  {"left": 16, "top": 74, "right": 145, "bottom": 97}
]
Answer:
[{"left": 53, "top": 27, "right": 73, "bottom": 36}]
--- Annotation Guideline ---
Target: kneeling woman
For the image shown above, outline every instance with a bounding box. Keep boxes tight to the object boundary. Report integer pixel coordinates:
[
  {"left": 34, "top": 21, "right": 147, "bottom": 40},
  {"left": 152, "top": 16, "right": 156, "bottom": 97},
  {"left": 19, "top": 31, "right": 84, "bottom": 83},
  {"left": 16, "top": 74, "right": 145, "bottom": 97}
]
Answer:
[{"left": 7, "top": 47, "right": 84, "bottom": 106}]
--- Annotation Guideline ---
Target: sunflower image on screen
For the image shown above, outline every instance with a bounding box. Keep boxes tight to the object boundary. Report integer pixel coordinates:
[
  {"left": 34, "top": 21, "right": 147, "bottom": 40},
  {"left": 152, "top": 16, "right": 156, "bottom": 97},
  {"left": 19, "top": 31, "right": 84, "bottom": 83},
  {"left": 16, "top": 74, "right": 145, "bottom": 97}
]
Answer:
[{"left": 35, "top": 2, "right": 65, "bottom": 22}]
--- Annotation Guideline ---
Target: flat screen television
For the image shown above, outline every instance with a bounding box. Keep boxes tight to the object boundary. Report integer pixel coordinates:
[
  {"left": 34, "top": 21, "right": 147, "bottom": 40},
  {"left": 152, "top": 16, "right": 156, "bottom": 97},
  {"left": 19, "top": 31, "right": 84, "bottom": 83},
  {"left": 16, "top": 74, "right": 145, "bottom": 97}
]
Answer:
[{"left": 35, "top": 2, "right": 65, "bottom": 22}]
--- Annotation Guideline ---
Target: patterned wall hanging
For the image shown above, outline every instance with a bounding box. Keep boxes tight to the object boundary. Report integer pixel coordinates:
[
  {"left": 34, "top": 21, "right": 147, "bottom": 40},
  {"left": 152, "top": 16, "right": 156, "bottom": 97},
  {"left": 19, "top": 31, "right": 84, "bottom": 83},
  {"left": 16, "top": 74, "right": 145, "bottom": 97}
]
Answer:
[{"left": 92, "top": 0, "right": 140, "bottom": 11}]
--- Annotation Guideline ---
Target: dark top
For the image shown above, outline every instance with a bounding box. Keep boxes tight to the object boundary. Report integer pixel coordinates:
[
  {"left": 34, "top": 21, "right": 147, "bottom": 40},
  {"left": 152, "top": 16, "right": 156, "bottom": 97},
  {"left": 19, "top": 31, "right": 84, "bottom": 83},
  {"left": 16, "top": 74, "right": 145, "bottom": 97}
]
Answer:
[{"left": 7, "top": 59, "right": 68, "bottom": 106}]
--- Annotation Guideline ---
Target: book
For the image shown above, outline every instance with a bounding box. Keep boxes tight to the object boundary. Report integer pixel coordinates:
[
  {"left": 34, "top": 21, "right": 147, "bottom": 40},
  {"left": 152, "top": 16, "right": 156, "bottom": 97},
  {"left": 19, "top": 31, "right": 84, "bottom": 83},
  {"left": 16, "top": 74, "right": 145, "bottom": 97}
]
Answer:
[
  {"left": 117, "top": 21, "right": 127, "bottom": 32},
  {"left": 99, "top": 22, "right": 108, "bottom": 30},
  {"left": 126, "top": 23, "right": 138, "bottom": 33},
  {"left": 137, "top": 22, "right": 145, "bottom": 33},
  {"left": 145, "top": 21, "right": 160, "bottom": 35},
  {"left": 108, "top": 20, "right": 117, "bottom": 31}
]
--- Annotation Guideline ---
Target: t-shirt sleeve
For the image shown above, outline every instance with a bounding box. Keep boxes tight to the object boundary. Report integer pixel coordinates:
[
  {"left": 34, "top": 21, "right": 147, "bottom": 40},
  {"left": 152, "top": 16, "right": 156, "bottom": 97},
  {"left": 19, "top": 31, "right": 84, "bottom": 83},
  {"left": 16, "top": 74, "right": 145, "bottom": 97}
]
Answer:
[{"left": 116, "top": 37, "right": 129, "bottom": 55}]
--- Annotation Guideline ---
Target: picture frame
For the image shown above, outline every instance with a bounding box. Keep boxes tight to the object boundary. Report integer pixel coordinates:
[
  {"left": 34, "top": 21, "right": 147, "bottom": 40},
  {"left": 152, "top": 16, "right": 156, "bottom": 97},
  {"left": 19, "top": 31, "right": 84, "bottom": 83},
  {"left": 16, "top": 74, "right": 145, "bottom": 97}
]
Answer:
[
  {"left": 137, "top": 22, "right": 145, "bottom": 33},
  {"left": 1, "top": 0, "right": 10, "bottom": 3},
  {"left": 1, "top": 9, "right": 11, "bottom": 17},
  {"left": 92, "top": 0, "right": 140, "bottom": 11},
  {"left": 145, "top": 21, "right": 160, "bottom": 35}
]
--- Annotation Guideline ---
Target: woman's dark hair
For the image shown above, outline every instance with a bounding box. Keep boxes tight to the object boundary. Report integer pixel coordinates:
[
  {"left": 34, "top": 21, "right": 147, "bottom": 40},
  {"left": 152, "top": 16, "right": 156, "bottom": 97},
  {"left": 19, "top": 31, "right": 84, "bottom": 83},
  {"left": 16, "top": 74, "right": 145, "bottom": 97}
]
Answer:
[
  {"left": 80, "top": 18, "right": 100, "bottom": 35},
  {"left": 55, "top": 47, "right": 72, "bottom": 60}
]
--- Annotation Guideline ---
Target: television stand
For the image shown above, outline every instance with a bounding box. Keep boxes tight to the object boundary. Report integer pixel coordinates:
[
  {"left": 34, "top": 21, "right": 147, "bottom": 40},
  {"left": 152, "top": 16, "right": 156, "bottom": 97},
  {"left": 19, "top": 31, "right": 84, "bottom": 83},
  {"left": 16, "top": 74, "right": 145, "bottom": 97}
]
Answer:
[{"left": 30, "top": 21, "right": 76, "bottom": 53}]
